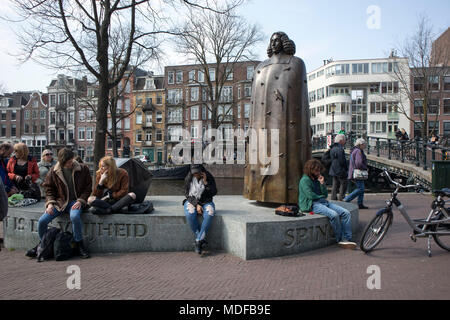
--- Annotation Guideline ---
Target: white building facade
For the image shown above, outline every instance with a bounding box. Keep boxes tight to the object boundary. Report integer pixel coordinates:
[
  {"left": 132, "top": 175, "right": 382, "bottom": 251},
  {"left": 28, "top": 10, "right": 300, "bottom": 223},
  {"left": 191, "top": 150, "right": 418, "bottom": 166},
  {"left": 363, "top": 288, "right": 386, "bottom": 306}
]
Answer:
[{"left": 307, "top": 57, "right": 410, "bottom": 140}]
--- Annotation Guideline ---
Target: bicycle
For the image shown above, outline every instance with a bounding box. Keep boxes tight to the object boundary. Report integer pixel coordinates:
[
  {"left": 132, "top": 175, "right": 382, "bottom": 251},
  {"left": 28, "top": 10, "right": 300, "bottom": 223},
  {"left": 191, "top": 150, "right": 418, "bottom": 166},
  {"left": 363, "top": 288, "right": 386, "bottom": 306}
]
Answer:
[{"left": 360, "top": 170, "right": 450, "bottom": 257}]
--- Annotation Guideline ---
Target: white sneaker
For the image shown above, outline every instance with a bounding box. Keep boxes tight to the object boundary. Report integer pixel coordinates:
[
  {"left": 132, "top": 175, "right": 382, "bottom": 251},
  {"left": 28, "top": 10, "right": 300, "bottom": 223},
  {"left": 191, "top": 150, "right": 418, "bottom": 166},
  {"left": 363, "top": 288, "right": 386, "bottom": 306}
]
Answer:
[{"left": 338, "top": 241, "right": 357, "bottom": 250}]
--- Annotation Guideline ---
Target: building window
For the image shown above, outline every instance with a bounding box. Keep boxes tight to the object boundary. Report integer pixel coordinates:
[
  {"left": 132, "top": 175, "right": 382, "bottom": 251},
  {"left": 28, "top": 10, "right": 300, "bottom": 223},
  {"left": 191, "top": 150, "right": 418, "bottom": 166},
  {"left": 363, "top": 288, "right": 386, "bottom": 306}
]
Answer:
[
  {"left": 244, "top": 84, "right": 251, "bottom": 97},
  {"left": 443, "top": 99, "right": 450, "bottom": 114},
  {"left": 145, "top": 131, "right": 152, "bottom": 142},
  {"left": 191, "top": 106, "right": 199, "bottom": 120},
  {"left": 428, "top": 99, "right": 439, "bottom": 114},
  {"left": 444, "top": 122, "right": 450, "bottom": 137},
  {"left": 168, "top": 89, "right": 182, "bottom": 104},
  {"left": 78, "top": 127, "right": 85, "bottom": 140},
  {"left": 220, "top": 86, "right": 233, "bottom": 103},
  {"left": 429, "top": 76, "right": 439, "bottom": 91},
  {"left": 176, "top": 71, "right": 183, "bottom": 84},
  {"left": 414, "top": 77, "right": 424, "bottom": 92},
  {"left": 136, "top": 130, "right": 142, "bottom": 142},
  {"left": 156, "top": 130, "right": 162, "bottom": 142},
  {"left": 11, "top": 124, "right": 16, "bottom": 137},
  {"left": 372, "top": 62, "right": 398, "bottom": 74},
  {"left": 237, "top": 105, "right": 241, "bottom": 119},
  {"left": 24, "top": 110, "right": 30, "bottom": 120},
  {"left": 68, "top": 112, "right": 74, "bottom": 124},
  {"left": 191, "top": 87, "right": 199, "bottom": 102},
  {"left": 209, "top": 68, "right": 215, "bottom": 82},
  {"left": 190, "top": 125, "right": 198, "bottom": 139},
  {"left": 247, "top": 66, "right": 254, "bottom": 80},
  {"left": 244, "top": 104, "right": 251, "bottom": 118},
  {"left": 40, "top": 110, "right": 45, "bottom": 119},
  {"left": 352, "top": 63, "right": 369, "bottom": 74},
  {"left": 40, "top": 123, "right": 45, "bottom": 133},
  {"left": 156, "top": 111, "right": 163, "bottom": 123},
  {"left": 50, "top": 130, "right": 56, "bottom": 142},
  {"left": 68, "top": 94, "right": 74, "bottom": 107},
  {"left": 68, "top": 129, "right": 74, "bottom": 142},
  {"left": 136, "top": 112, "right": 143, "bottom": 124},
  {"left": 50, "top": 95, "right": 56, "bottom": 107},
  {"left": 124, "top": 118, "right": 130, "bottom": 130},
  {"left": 78, "top": 110, "right": 85, "bottom": 122},
  {"left": 189, "top": 70, "right": 196, "bottom": 83},
  {"left": 226, "top": 68, "right": 233, "bottom": 81},
  {"left": 370, "top": 121, "right": 387, "bottom": 134},
  {"left": 86, "top": 127, "right": 93, "bottom": 140},
  {"left": 444, "top": 76, "right": 450, "bottom": 91},
  {"left": 198, "top": 70, "right": 205, "bottom": 83},
  {"left": 168, "top": 71, "right": 175, "bottom": 84}
]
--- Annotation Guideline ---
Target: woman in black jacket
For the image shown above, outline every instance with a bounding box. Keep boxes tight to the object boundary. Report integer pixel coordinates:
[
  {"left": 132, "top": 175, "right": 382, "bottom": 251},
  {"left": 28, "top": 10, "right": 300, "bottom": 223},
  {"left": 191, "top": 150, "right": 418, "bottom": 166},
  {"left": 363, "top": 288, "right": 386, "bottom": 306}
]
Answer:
[{"left": 183, "top": 164, "right": 217, "bottom": 254}]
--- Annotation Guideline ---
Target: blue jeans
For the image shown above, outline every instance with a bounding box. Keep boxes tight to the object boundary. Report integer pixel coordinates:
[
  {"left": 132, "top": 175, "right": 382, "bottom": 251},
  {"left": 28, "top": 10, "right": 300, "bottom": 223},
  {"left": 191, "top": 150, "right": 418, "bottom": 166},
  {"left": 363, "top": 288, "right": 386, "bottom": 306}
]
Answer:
[
  {"left": 38, "top": 201, "right": 83, "bottom": 242},
  {"left": 343, "top": 180, "right": 365, "bottom": 205},
  {"left": 312, "top": 201, "right": 352, "bottom": 242},
  {"left": 184, "top": 201, "right": 215, "bottom": 241}
]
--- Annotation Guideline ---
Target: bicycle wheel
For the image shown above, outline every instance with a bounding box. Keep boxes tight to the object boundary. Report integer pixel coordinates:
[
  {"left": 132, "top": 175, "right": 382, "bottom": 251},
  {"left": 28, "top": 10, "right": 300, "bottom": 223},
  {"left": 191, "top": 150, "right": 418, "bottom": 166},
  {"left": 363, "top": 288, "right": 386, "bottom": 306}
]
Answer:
[
  {"left": 360, "top": 210, "right": 393, "bottom": 253},
  {"left": 432, "top": 211, "right": 450, "bottom": 251}
]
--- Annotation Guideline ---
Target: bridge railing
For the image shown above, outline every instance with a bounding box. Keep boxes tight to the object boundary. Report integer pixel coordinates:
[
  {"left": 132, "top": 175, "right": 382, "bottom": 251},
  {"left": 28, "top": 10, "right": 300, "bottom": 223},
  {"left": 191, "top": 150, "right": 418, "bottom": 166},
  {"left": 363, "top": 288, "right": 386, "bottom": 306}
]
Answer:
[{"left": 312, "top": 133, "right": 450, "bottom": 171}]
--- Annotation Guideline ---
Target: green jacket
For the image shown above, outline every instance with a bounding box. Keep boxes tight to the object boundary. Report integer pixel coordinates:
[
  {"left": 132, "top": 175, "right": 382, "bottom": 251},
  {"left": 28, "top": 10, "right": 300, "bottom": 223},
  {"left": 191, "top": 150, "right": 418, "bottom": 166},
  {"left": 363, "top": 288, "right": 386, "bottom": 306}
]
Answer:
[{"left": 298, "top": 174, "right": 328, "bottom": 212}]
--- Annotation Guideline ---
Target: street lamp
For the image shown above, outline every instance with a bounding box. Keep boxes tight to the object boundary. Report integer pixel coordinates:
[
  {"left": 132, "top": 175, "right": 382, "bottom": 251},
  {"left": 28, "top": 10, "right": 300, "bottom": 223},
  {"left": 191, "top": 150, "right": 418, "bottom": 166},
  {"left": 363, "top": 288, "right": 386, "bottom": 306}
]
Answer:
[{"left": 330, "top": 103, "right": 336, "bottom": 134}]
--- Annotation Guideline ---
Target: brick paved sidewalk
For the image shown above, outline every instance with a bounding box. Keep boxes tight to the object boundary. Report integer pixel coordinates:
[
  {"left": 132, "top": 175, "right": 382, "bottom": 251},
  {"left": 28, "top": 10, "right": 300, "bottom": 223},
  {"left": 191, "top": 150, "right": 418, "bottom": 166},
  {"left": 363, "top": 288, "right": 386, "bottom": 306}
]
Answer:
[{"left": 0, "top": 194, "right": 449, "bottom": 300}]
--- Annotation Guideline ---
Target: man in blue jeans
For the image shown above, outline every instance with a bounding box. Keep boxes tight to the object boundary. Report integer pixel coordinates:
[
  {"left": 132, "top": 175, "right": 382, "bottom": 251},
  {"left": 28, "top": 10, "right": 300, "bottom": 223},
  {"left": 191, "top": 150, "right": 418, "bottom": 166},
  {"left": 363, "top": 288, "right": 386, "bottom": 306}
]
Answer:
[
  {"left": 33, "top": 148, "right": 92, "bottom": 259},
  {"left": 299, "top": 159, "right": 356, "bottom": 249}
]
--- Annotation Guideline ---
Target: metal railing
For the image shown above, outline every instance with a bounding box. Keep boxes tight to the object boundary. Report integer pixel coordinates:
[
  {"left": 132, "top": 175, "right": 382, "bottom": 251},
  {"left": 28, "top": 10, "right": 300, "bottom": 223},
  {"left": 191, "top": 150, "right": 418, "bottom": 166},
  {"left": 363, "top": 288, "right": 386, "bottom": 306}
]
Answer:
[{"left": 312, "top": 133, "right": 450, "bottom": 171}]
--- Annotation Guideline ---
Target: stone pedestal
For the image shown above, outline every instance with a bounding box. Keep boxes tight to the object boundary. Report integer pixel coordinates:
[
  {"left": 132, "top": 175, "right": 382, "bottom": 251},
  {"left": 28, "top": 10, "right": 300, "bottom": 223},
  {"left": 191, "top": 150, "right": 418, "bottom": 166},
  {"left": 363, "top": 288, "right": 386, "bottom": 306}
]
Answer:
[{"left": 4, "top": 196, "right": 358, "bottom": 260}]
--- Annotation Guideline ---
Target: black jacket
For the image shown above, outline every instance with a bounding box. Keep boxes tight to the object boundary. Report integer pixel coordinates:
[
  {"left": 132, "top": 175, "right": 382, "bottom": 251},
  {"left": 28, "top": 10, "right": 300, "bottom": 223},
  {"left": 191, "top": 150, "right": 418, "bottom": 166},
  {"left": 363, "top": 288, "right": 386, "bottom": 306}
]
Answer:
[
  {"left": 329, "top": 143, "right": 348, "bottom": 178},
  {"left": 183, "top": 169, "right": 217, "bottom": 206}
]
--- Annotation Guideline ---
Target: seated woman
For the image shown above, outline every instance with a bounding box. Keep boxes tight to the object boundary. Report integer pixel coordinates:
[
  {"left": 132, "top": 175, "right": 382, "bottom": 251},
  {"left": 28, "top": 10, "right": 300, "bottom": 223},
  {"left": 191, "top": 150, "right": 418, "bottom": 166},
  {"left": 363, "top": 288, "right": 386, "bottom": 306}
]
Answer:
[
  {"left": 7, "top": 143, "right": 39, "bottom": 194},
  {"left": 36, "top": 149, "right": 56, "bottom": 198},
  {"left": 183, "top": 164, "right": 217, "bottom": 255},
  {"left": 88, "top": 156, "right": 136, "bottom": 214},
  {"left": 298, "top": 159, "right": 356, "bottom": 250}
]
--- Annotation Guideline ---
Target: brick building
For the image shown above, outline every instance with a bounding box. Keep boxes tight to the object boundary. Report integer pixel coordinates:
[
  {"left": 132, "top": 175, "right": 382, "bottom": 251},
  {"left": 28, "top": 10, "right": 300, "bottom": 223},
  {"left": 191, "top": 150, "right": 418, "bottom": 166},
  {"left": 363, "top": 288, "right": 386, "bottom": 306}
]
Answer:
[
  {"left": 105, "top": 68, "right": 147, "bottom": 158},
  {"left": 164, "top": 60, "right": 259, "bottom": 160},
  {"left": 20, "top": 91, "right": 48, "bottom": 158},
  {"left": 47, "top": 74, "right": 87, "bottom": 153},
  {"left": 76, "top": 84, "right": 98, "bottom": 167},
  {"left": 133, "top": 72, "right": 166, "bottom": 163},
  {"left": 0, "top": 92, "right": 30, "bottom": 146}
]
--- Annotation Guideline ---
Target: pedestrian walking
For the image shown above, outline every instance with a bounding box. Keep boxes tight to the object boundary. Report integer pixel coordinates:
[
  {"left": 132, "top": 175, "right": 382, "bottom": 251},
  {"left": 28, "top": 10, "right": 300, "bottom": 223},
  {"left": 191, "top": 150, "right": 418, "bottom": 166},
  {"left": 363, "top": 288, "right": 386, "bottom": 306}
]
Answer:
[
  {"left": 344, "top": 138, "right": 369, "bottom": 209},
  {"left": 329, "top": 134, "right": 348, "bottom": 201}
]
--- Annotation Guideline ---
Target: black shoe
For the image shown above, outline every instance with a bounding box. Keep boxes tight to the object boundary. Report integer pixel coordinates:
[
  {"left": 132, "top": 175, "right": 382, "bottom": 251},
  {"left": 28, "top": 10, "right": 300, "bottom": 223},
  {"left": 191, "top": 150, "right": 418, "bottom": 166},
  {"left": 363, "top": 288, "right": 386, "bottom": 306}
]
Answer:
[
  {"left": 75, "top": 241, "right": 90, "bottom": 259},
  {"left": 25, "top": 245, "right": 38, "bottom": 258},
  {"left": 195, "top": 240, "right": 202, "bottom": 255},
  {"left": 359, "top": 204, "right": 369, "bottom": 209}
]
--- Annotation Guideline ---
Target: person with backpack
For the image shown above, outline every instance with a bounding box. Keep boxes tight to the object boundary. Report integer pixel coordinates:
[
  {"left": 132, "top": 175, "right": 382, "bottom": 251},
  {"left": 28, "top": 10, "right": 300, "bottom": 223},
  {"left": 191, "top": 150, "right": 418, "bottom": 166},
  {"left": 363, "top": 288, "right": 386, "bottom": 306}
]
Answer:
[
  {"left": 35, "top": 148, "right": 92, "bottom": 259},
  {"left": 329, "top": 134, "right": 348, "bottom": 201},
  {"left": 183, "top": 164, "right": 217, "bottom": 255},
  {"left": 87, "top": 156, "right": 136, "bottom": 214},
  {"left": 298, "top": 159, "right": 356, "bottom": 249},
  {"left": 344, "top": 138, "right": 369, "bottom": 209}
]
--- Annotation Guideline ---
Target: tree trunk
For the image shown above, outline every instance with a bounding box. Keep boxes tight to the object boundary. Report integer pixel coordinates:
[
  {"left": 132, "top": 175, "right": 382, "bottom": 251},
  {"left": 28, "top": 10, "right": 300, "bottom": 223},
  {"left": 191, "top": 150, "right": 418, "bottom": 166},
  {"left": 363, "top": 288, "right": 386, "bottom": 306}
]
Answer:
[{"left": 94, "top": 80, "right": 109, "bottom": 170}]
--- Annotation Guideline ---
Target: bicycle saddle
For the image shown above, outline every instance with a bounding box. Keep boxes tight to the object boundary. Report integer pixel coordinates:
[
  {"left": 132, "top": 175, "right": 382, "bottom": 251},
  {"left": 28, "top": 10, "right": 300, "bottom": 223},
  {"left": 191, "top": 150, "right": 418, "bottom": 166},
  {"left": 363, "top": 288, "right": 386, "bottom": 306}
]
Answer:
[{"left": 433, "top": 188, "right": 450, "bottom": 197}]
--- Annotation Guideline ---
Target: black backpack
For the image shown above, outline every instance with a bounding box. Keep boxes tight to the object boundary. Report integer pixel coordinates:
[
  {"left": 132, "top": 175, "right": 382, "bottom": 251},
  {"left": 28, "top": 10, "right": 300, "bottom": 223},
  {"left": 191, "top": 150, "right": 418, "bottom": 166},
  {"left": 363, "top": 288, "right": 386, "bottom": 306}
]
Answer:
[
  {"left": 36, "top": 227, "right": 61, "bottom": 262},
  {"left": 54, "top": 231, "right": 74, "bottom": 261},
  {"left": 321, "top": 149, "right": 332, "bottom": 168}
]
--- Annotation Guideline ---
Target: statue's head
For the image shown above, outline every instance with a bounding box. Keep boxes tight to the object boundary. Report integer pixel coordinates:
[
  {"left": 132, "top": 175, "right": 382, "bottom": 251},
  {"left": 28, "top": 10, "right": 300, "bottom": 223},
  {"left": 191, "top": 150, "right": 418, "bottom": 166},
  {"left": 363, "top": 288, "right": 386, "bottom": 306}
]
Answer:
[{"left": 267, "top": 32, "right": 296, "bottom": 57}]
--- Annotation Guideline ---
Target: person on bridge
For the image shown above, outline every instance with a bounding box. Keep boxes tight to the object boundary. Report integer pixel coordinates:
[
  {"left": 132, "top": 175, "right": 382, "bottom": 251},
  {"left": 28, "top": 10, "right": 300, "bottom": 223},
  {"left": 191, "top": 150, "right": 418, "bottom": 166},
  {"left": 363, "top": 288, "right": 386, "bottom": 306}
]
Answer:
[
  {"left": 87, "top": 156, "right": 136, "bottom": 214},
  {"left": 298, "top": 159, "right": 356, "bottom": 249},
  {"left": 183, "top": 164, "right": 217, "bottom": 255},
  {"left": 36, "top": 148, "right": 92, "bottom": 259},
  {"left": 344, "top": 138, "right": 369, "bottom": 209},
  {"left": 329, "top": 134, "right": 348, "bottom": 201}
]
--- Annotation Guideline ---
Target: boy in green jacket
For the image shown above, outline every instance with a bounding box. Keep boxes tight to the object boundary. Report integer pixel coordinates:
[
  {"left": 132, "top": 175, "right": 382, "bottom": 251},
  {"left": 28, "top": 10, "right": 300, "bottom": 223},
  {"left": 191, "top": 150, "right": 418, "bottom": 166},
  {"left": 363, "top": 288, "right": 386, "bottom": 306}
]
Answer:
[{"left": 298, "top": 159, "right": 356, "bottom": 249}]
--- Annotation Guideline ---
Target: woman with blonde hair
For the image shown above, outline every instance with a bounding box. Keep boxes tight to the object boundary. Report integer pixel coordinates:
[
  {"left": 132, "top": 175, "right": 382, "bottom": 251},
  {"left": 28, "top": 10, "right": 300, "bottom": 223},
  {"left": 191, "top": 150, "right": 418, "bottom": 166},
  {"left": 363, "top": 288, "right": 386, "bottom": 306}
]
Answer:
[
  {"left": 88, "top": 156, "right": 136, "bottom": 214},
  {"left": 7, "top": 143, "right": 39, "bottom": 192}
]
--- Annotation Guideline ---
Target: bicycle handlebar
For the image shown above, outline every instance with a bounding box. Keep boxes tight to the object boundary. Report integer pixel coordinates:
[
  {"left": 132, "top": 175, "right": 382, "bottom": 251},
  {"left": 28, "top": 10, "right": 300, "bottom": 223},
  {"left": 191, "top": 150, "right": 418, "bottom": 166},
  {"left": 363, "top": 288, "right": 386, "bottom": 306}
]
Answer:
[{"left": 381, "top": 170, "right": 425, "bottom": 192}]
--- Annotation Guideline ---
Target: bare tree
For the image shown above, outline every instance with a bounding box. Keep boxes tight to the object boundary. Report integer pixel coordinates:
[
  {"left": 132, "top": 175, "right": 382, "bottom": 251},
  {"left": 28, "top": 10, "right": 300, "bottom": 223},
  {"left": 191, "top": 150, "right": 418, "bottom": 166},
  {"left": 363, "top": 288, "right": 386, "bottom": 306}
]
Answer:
[
  {"left": 173, "top": 0, "right": 263, "bottom": 130},
  {"left": 5, "top": 0, "right": 232, "bottom": 169},
  {"left": 0, "top": 83, "right": 6, "bottom": 95},
  {"left": 391, "top": 15, "right": 450, "bottom": 140}
]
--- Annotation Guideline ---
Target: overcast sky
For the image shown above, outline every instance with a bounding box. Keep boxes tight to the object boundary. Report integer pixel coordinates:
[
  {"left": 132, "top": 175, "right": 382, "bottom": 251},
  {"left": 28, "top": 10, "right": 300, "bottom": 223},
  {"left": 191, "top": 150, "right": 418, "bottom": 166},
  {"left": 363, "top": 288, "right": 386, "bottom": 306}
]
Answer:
[{"left": 0, "top": 0, "right": 449, "bottom": 93}]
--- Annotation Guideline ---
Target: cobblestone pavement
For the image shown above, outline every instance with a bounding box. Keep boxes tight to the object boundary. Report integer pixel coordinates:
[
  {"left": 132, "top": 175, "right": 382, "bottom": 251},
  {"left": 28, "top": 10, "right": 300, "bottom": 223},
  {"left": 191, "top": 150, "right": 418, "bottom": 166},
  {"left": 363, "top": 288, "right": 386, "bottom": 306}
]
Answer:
[{"left": 0, "top": 194, "right": 449, "bottom": 300}]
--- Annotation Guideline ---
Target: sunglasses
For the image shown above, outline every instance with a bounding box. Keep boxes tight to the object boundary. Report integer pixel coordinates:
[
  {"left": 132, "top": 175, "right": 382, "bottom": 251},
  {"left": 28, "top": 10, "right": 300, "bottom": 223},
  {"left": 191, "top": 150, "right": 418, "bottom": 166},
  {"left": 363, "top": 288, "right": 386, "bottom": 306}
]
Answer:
[{"left": 44, "top": 153, "right": 53, "bottom": 156}]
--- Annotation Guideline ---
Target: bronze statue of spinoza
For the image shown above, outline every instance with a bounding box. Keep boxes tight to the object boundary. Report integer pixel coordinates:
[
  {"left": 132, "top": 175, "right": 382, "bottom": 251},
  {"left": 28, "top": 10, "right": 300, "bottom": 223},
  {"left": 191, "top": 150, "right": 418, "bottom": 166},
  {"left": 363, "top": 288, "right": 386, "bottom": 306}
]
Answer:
[{"left": 243, "top": 32, "right": 311, "bottom": 204}]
